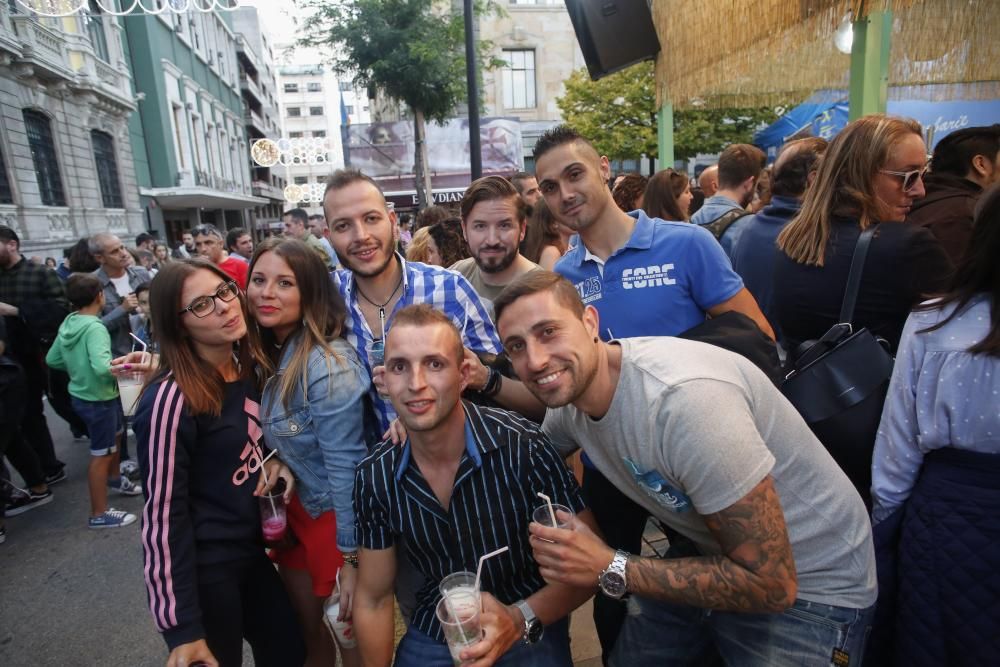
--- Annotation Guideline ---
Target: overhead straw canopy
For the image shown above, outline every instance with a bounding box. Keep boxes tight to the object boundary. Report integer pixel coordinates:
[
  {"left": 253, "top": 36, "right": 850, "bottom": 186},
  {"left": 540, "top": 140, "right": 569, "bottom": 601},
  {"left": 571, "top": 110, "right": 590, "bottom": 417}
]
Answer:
[{"left": 652, "top": 0, "right": 1000, "bottom": 111}]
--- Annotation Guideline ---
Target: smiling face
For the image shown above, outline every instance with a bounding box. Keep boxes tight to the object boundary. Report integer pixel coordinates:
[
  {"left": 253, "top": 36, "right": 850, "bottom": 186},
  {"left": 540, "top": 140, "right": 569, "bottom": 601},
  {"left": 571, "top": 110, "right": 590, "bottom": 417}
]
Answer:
[
  {"left": 384, "top": 322, "right": 469, "bottom": 433},
  {"left": 873, "top": 132, "right": 928, "bottom": 222},
  {"left": 179, "top": 269, "right": 247, "bottom": 352},
  {"left": 247, "top": 250, "right": 301, "bottom": 344},
  {"left": 535, "top": 141, "right": 614, "bottom": 233},
  {"left": 497, "top": 290, "right": 601, "bottom": 408},
  {"left": 324, "top": 180, "right": 398, "bottom": 277},
  {"left": 462, "top": 197, "right": 525, "bottom": 274}
]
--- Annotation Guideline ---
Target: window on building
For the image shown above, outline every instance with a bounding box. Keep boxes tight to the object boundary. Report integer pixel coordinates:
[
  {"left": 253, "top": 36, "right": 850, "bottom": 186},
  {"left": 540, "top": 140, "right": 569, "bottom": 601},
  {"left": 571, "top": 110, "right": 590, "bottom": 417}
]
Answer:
[
  {"left": 345, "top": 105, "right": 354, "bottom": 115},
  {"left": 84, "top": 1, "right": 110, "bottom": 62},
  {"left": 294, "top": 176, "right": 308, "bottom": 185},
  {"left": 338, "top": 81, "right": 352, "bottom": 92},
  {"left": 289, "top": 131, "right": 303, "bottom": 138},
  {"left": 91, "top": 130, "right": 123, "bottom": 208},
  {"left": 307, "top": 82, "right": 322, "bottom": 92},
  {"left": 23, "top": 110, "right": 66, "bottom": 207},
  {"left": 502, "top": 49, "right": 536, "bottom": 109},
  {"left": 312, "top": 130, "right": 326, "bottom": 138},
  {"left": 309, "top": 106, "right": 324, "bottom": 116},
  {"left": 284, "top": 83, "right": 299, "bottom": 93},
  {"left": 0, "top": 147, "right": 14, "bottom": 204},
  {"left": 286, "top": 106, "right": 301, "bottom": 117}
]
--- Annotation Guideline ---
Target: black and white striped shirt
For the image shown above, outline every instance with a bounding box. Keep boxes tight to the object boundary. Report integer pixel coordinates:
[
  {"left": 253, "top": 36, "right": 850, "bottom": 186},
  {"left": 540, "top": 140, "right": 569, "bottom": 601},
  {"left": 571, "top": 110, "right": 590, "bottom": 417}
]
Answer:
[{"left": 354, "top": 401, "right": 585, "bottom": 642}]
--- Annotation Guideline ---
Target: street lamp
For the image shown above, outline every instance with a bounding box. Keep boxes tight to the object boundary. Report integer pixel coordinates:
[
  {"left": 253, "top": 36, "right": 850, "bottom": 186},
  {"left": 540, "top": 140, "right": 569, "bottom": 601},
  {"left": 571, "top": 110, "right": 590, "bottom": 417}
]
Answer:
[{"left": 463, "top": 0, "right": 481, "bottom": 180}]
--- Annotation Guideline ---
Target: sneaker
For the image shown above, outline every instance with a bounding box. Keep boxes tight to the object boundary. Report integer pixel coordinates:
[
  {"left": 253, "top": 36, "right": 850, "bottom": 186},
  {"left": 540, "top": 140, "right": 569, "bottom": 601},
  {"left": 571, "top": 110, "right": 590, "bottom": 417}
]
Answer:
[
  {"left": 120, "top": 459, "right": 140, "bottom": 480},
  {"left": 88, "top": 508, "right": 137, "bottom": 529},
  {"left": 111, "top": 476, "right": 143, "bottom": 496},
  {"left": 45, "top": 469, "right": 68, "bottom": 486},
  {"left": 5, "top": 489, "right": 54, "bottom": 516}
]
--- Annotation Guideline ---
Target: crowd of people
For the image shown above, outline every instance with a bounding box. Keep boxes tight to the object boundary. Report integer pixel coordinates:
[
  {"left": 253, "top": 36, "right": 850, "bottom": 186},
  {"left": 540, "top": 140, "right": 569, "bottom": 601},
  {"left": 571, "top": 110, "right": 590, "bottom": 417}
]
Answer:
[{"left": 0, "top": 115, "right": 998, "bottom": 667}]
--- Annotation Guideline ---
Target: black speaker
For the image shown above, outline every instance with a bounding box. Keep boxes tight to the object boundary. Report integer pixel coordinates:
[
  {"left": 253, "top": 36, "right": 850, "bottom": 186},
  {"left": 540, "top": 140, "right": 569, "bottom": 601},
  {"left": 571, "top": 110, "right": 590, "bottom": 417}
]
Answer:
[{"left": 565, "top": 0, "right": 661, "bottom": 80}]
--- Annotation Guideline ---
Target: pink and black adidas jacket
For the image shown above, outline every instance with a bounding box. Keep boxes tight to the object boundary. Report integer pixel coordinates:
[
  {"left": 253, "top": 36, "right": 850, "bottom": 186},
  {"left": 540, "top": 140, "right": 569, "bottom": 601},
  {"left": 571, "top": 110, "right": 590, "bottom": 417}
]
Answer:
[{"left": 134, "top": 377, "right": 269, "bottom": 650}]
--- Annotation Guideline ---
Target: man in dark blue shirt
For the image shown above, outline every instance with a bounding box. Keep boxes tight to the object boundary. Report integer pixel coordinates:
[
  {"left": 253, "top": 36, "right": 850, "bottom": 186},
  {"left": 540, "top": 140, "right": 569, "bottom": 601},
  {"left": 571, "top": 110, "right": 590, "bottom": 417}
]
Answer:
[
  {"left": 729, "top": 137, "right": 829, "bottom": 349},
  {"left": 352, "top": 304, "right": 594, "bottom": 666}
]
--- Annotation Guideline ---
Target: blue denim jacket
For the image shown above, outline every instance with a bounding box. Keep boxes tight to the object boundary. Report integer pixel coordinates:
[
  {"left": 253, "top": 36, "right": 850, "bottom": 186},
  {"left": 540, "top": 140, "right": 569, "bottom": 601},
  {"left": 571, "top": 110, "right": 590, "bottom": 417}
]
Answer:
[{"left": 261, "top": 336, "right": 370, "bottom": 552}]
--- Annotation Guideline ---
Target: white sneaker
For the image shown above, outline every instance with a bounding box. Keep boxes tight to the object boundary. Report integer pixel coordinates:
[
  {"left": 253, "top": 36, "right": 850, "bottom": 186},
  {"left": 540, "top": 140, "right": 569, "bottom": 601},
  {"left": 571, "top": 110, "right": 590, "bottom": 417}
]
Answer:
[
  {"left": 113, "top": 476, "right": 143, "bottom": 497},
  {"left": 120, "top": 460, "right": 140, "bottom": 479}
]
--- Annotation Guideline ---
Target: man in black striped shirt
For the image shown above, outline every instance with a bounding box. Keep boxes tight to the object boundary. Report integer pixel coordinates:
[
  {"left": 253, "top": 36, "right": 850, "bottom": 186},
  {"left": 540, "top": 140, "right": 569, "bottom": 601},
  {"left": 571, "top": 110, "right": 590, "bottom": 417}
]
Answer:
[{"left": 352, "top": 305, "right": 595, "bottom": 666}]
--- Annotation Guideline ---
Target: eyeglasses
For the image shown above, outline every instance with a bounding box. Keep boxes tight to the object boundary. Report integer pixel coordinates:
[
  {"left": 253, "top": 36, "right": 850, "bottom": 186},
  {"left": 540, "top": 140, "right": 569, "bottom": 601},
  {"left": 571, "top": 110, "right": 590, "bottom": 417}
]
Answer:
[
  {"left": 878, "top": 164, "right": 929, "bottom": 192},
  {"left": 178, "top": 280, "right": 239, "bottom": 318}
]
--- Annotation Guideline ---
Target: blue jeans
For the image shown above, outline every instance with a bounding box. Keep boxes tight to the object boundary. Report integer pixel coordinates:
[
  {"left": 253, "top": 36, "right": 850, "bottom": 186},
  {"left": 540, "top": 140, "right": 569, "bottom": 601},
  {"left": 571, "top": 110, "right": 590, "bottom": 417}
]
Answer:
[
  {"left": 610, "top": 596, "right": 875, "bottom": 667},
  {"left": 394, "top": 617, "right": 572, "bottom": 667}
]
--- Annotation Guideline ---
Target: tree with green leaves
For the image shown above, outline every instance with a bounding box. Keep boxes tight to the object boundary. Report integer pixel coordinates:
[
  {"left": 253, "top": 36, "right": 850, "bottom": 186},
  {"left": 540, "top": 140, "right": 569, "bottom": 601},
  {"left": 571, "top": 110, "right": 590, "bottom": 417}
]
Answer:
[
  {"left": 298, "top": 0, "right": 503, "bottom": 207},
  {"left": 557, "top": 61, "right": 786, "bottom": 163}
]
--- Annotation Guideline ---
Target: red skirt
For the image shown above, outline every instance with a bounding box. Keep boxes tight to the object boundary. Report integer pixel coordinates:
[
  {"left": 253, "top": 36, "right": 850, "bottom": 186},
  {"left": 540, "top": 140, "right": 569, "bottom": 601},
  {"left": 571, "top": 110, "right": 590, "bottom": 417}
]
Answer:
[{"left": 269, "top": 494, "right": 345, "bottom": 597}]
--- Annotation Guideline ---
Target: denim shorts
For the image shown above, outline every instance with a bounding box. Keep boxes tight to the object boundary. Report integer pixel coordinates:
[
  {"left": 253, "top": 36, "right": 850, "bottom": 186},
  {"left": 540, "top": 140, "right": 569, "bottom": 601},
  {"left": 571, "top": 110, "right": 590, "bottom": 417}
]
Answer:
[
  {"left": 611, "top": 595, "right": 875, "bottom": 667},
  {"left": 71, "top": 396, "right": 123, "bottom": 457}
]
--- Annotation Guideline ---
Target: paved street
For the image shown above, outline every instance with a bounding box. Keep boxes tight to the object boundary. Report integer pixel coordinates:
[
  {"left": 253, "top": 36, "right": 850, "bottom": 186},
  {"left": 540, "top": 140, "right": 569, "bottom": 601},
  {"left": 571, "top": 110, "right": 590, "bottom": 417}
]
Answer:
[{"left": 0, "top": 406, "right": 164, "bottom": 666}]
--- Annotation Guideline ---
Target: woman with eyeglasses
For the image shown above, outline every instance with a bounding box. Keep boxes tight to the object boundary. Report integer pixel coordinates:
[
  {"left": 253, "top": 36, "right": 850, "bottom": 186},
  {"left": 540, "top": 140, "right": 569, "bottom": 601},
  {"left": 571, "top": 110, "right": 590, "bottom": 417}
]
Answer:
[
  {"left": 128, "top": 259, "right": 306, "bottom": 667},
  {"left": 772, "top": 114, "right": 953, "bottom": 357},
  {"left": 245, "top": 238, "right": 368, "bottom": 667}
]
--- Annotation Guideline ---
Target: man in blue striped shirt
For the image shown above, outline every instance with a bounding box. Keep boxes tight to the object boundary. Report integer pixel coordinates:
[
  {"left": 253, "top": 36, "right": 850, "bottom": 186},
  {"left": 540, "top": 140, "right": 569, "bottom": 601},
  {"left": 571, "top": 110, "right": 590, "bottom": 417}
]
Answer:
[
  {"left": 352, "top": 305, "right": 595, "bottom": 666},
  {"left": 323, "top": 170, "right": 545, "bottom": 437}
]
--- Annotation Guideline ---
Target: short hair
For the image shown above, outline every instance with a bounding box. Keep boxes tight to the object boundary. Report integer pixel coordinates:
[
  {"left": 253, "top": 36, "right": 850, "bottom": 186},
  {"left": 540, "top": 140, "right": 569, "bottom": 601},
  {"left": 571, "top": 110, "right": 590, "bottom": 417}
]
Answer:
[
  {"left": 191, "top": 224, "right": 223, "bottom": 240},
  {"left": 65, "top": 273, "right": 103, "bottom": 310},
  {"left": 532, "top": 124, "right": 595, "bottom": 163},
  {"left": 931, "top": 124, "right": 1000, "bottom": 177},
  {"left": 135, "top": 232, "right": 154, "bottom": 247},
  {"left": 770, "top": 137, "right": 829, "bottom": 198},
  {"left": 323, "top": 169, "right": 386, "bottom": 203},
  {"left": 88, "top": 232, "right": 116, "bottom": 255},
  {"left": 494, "top": 270, "right": 585, "bottom": 327},
  {"left": 717, "top": 144, "right": 767, "bottom": 189},
  {"left": 612, "top": 174, "right": 648, "bottom": 213},
  {"left": 0, "top": 225, "right": 19, "bottom": 247},
  {"left": 388, "top": 304, "right": 464, "bottom": 364},
  {"left": 460, "top": 176, "right": 529, "bottom": 223},
  {"left": 510, "top": 172, "right": 535, "bottom": 193},
  {"left": 225, "top": 227, "right": 249, "bottom": 251},
  {"left": 134, "top": 281, "right": 152, "bottom": 297},
  {"left": 281, "top": 208, "right": 309, "bottom": 226}
]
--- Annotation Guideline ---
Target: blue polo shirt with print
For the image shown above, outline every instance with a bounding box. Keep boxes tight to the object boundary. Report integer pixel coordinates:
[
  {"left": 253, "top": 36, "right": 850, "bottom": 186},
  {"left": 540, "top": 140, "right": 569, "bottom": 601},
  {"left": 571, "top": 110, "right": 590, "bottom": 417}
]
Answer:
[{"left": 554, "top": 210, "right": 744, "bottom": 341}]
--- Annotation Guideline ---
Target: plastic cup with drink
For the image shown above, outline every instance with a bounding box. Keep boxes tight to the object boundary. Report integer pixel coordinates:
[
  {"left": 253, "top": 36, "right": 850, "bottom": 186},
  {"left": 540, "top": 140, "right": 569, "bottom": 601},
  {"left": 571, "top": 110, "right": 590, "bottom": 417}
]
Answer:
[
  {"left": 258, "top": 460, "right": 287, "bottom": 546},
  {"left": 532, "top": 492, "right": 575, "bottom": 543},
  {"left": 118, "top": 333, "right": 150, "bottom": 417},
  {"left": 323, "top": 568, "right": 357, "bottom": 648},
  {"left": 437, "top": 571, "right": 482, "bottom": 665}
]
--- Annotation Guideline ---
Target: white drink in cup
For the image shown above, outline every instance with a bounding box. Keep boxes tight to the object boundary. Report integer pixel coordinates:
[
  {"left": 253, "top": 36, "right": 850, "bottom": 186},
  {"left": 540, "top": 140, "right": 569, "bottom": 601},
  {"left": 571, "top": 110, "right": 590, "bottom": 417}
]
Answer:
[
  {"left": 117, "top": 371, "right": 144, "bottom": 417},
  {"left": 436, "top": 591, "right": 482, "bottom": 665}
]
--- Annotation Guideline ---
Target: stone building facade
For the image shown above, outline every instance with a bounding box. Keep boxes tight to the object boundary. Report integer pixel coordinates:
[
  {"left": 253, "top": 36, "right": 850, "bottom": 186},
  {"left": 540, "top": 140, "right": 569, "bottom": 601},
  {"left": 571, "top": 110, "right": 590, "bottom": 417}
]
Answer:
[{"left": 0, "top": 3, "right": 142, "bottom": 256}]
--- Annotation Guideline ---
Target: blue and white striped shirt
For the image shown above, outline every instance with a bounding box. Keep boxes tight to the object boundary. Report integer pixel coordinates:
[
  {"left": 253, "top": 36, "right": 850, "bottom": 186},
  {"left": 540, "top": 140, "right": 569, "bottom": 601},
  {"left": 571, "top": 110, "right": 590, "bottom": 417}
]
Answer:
[
  {"left": 353, "top": 402, "right": 586, "bottom": 642},
  {"left": 332, "top": 255, "right": 502, "bottom": 432}
]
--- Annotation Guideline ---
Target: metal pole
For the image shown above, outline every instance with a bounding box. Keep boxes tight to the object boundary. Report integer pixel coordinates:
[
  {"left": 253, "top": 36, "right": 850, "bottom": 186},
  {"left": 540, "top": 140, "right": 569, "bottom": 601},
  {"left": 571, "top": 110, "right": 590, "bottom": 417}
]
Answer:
[
  {"left": 463, "top": 0, "right": 482, "bottom": 180},
  {"left": 848, "top": 10, "right": 892, "bottom": 120}
]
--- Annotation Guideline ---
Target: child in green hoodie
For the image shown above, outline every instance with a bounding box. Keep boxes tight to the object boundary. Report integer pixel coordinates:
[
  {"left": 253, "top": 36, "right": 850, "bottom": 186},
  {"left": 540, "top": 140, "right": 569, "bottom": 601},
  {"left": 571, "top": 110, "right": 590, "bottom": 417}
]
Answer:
[{"left": 46, "top": 274, "right": 141, "bottom": 529}]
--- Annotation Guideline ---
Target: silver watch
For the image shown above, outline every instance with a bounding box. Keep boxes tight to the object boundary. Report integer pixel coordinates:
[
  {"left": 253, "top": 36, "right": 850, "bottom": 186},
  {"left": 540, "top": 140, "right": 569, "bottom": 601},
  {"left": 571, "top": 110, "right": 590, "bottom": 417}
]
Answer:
[
  {"left": 514, "top": 599, "right": 544, "bottom": 644},
  {"left": 598, "top": 550, "right": 629, "bottom": 599}
]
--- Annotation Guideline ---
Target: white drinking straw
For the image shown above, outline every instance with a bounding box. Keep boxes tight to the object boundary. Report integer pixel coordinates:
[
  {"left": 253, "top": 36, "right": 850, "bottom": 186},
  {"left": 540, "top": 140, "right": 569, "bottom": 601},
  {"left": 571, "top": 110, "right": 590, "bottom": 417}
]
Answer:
[
  {"left": 128, "top": 332, "right": 150, "bottom": 367},
  {"left": 259, "top": 449, "right": 278, "bottom": 515},
  {"left": 474, "top": 546, "right": 509, "bottom": 594},
  {"left": 537, "top": 491, "right": 557, "bottom": 528}
]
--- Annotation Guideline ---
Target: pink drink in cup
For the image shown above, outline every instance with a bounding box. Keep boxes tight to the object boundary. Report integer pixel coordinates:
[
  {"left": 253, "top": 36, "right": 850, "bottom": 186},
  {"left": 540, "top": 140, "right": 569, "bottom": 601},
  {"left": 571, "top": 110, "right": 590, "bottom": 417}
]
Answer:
[{"left": 258, "top": 491, "right": 287, "bottom": 545}]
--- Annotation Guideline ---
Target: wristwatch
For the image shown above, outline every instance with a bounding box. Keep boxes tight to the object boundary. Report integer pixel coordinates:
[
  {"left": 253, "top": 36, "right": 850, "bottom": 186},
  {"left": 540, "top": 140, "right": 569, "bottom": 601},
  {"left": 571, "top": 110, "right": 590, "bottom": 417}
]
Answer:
[
  {"left": 598, "top": 550, "right": 630, "bottom": 599},
  {"left": 513, "top": 599, "right": 543, "bottom": 644}
]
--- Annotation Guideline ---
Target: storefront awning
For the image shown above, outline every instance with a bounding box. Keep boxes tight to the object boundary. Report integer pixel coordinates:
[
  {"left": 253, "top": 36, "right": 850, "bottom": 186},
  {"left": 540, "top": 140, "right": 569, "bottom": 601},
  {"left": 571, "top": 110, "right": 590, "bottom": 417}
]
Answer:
[{"left": 140, "top": 187, "right": 267, "bottom": 210}]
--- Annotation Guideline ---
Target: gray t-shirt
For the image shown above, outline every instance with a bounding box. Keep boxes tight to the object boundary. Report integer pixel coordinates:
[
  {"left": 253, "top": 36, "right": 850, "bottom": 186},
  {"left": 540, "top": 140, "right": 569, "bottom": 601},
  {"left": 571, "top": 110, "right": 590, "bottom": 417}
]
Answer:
[
  {"left": 450, "top": 258, "right": 541, "bottom": 305},
  {"left": 542, "top": 336, "right": 877, "bottom": 609}
]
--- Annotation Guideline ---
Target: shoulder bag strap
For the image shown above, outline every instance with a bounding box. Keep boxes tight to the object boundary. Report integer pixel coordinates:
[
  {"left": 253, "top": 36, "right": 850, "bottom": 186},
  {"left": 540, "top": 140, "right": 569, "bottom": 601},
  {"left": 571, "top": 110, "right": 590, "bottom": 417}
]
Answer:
[{"left": 839, "top": 226, "right": 876, "bottom": 325}]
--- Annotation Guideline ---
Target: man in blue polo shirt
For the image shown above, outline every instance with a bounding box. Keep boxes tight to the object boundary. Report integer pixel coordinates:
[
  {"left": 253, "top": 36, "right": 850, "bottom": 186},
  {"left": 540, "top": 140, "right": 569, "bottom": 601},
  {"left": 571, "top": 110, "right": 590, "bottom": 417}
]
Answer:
[{"left": 533, "top": 125, "right": 774, "bottom": 663}]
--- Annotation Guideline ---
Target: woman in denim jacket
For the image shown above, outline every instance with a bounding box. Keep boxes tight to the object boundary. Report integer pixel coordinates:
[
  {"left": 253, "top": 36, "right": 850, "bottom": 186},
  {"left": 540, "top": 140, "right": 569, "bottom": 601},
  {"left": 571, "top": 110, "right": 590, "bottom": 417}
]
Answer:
[{"left": 247, "top": 238, "right": 368, "bottom": 667}]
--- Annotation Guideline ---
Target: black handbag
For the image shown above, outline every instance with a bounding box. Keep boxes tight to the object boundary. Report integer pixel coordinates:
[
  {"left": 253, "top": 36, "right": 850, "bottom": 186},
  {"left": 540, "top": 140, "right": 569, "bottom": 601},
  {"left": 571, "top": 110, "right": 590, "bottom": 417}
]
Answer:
[{"left": 780, "top": 227, "right": 894, "bottom": 508}]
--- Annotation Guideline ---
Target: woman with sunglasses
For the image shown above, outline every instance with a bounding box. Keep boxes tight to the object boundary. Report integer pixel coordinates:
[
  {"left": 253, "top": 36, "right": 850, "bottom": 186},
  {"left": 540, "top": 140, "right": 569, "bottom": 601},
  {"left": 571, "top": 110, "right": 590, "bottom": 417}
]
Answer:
[
  {"left": 245, "top": 239, "right": 368, "bottom": 667},
  {"left": 772, "top": 114, "right": 953, "bottom": 357},
  {"left": 131, "top": 259, "right": 305, "bottom": 667}
]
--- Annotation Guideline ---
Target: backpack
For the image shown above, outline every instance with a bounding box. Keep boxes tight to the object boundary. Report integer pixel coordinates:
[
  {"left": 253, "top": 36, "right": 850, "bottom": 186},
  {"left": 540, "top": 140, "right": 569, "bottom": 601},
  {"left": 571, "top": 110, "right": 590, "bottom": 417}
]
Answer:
[{"left": 703, "top": 208, "right": 751, "bottom": 241}]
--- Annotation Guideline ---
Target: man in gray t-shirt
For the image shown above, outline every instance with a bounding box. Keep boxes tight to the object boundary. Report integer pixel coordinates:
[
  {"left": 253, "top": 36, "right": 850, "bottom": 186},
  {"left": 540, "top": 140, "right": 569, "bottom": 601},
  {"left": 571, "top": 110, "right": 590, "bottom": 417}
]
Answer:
[{"left": 493, "top": 271, "right": 876, "bottom": 667}]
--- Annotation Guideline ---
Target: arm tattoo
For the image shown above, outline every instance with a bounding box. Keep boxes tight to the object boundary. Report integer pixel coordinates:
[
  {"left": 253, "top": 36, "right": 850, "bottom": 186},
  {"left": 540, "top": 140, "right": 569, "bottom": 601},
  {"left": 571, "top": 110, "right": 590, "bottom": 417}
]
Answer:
[{"left": 625, "top": 476, "right": 797, "bottom": 612}]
